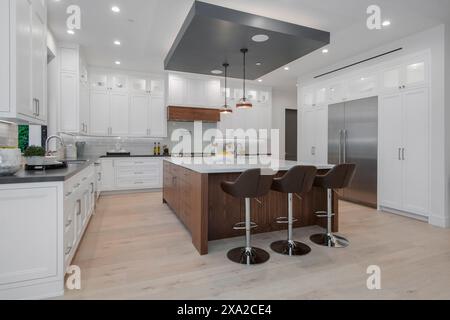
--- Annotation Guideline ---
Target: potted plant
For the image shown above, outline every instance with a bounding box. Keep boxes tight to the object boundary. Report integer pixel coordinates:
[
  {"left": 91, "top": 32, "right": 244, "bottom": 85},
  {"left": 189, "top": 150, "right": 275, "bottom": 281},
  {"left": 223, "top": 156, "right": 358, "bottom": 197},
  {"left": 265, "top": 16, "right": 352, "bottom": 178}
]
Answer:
[{"left": 23, "top": 146, "right": 46, "bottom": 166}]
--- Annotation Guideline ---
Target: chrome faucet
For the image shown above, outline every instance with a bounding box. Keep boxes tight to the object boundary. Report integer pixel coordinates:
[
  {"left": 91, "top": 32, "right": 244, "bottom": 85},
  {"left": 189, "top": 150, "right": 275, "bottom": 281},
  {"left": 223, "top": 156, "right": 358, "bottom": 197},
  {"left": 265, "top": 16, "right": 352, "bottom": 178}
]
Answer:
[{"left": 45, "top": 135, "right": 65, "bottom": 156}]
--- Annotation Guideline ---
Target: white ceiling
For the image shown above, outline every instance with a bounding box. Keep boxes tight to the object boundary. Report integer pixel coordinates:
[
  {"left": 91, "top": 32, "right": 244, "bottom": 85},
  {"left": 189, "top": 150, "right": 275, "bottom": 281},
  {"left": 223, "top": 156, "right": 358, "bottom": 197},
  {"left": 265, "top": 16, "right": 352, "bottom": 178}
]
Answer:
[{"left": 48, "top": 0, "right": 450, "bottom": 90}]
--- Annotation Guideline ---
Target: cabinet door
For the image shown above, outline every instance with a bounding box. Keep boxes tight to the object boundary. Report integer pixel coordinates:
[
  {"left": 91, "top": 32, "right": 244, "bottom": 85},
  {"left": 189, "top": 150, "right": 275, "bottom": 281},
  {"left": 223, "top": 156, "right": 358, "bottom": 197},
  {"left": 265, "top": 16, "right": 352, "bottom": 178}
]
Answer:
[
  {"left": 150, "top": 79, "right": 165, "bottom": 97},
  {"left": 90, "top": 91, "right": 110, "bottom": 136},
  {"left": 301, "top": 86, "right": 315, "bottom": 107},
  {"left": 110, "top": 93, "right": 129, "bottom": 136},
  {"left": 0, "top": 0, "right": 10, "bottom": 113},
  {"left": 90, "top": 72, "right": 108, "bottom": 91},
  {"left": 168, "top": 75, "right": 187, "bottom": 105},
  {"left": 328, "top": 82, "right": 347, "bottom": 104},
  {"left": 75, "top": 198, "right": 83, "bottom": 239},
  {"left": 129, "top": 77, "right": 148, "bottom": 94},
  {"left": 347, "top": 73, "right": 378, "bottom": 99},
  {"left": 79, "top": 82, "right": 90, "bottom": 133},
  {"left": 100, "top": 160, "right": 115, "bottom": 191},
  {"left": 108, "top": 74, "right": 128, "bottom": 92},
  {"left": 187, "top": 79, "right": 205, "bottom": 106},
  {"left": 149, "top": 96, "right": 167, "bottom": 137},
  {"left": 60, "top": 72, "right": 78, "bottom": 132},
  {"left": 379, "top": 93, "right": 403, "bottom": 210},
  {"left": 16, "top": 0, "right": 33, "bottom": 118},
  {"left": 402, "top": 88, "right": 429, "bottom": 216},
  {"left": 314, "top": 107, "right": 328, "bottom": 164},
  {"left": 129, "top": 94, "right": 150, "bottom": 136},
  {"left": 381, "top": 65, "right": 402, "bottom": 94},
  {"left": 300, "top": 108, "right": 316, "bottom": 163},
  {"left": 206, "top": 79, "right": 222, "bottom": 107},
  {"left": 0, "top": 186, "right": 58, "bottom": 285},
  {"left": 315, "top": 86, "right": 327, "bottom": 106},
  {"left": 31, "top": 8, "right": 46, "bottom": 121},
  {"left": 404, "top": 57, "right": 428, "bottom": 90}
]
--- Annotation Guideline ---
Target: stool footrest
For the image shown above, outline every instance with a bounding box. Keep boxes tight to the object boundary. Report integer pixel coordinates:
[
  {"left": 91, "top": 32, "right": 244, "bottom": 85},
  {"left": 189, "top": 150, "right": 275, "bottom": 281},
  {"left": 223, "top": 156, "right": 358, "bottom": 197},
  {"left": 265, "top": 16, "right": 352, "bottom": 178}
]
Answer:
[
  {"left": 315, "top": 211, "right": 335, "bottom": 218},
  {"left": 275, "top": 217, "right": 298, "bottom": 224},
  {"left": 233, "top": 222, "right": 258, "bottom": 230}
]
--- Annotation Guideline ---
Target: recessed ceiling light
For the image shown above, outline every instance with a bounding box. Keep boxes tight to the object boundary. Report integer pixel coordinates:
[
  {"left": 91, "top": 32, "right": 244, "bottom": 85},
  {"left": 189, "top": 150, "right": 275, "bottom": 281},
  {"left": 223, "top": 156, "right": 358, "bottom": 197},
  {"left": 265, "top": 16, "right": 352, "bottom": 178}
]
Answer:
[
  {"left": 252, "top": 34, "right": 269, "bottom": 42},
  {"left": 382, "top": 20, "right": 391, "bottom": 27},
  {"left": 114, "top": 40, "right": 121, "bottom": 45},
  {"left": 256, "top": 62, "right": 262, "bottom": 66},
  {"left": 361, "top": 77, "right": 365, "bottom": 81},
  {"left": 258, "top": 79, "right": 263, "bottom": 82},
  {"left": 111, "top": 6, "right": 120, "bottom": 13},
  {"left": 322, "top": 48, "right": 329, "bottom": 54},
  {"left": 284, "top": 67, "right": 290, "bottom": 71},
  {"left": 67, "top": 29, "right": 75, "bottom": 35},
  {"left": 115, "top": 61, "right": 121, "bottom": 65},
  {"left": 211, "top": 70, "right": 223, "bottom": 75}
]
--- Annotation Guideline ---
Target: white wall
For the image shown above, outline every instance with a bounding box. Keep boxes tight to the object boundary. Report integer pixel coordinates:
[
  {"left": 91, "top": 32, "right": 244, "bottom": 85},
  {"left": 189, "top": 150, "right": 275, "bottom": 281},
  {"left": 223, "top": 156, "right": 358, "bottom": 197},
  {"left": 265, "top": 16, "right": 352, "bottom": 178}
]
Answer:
[
  {"left": 445, "top": 23, "right": 450, "bottom": 224},
  {"left": 298, "top": 25, "right": 448, "bottom": 228},
  {"left": 272, "top": 88, "right": 297, "bottom": 159}
]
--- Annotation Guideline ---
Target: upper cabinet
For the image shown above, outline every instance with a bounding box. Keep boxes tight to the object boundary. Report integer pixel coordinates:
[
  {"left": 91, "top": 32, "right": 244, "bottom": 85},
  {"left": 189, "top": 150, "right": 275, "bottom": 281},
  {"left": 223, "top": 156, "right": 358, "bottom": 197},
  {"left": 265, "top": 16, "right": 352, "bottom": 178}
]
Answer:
[
  {"left": 0, "top": 0, "right": 48, "bottom": 124},
  {"left": 381, "top": 54, "right": 429, "bottom": 94},
  {"left": 168, "top": 73, "right": 221, "bottom": 108}
]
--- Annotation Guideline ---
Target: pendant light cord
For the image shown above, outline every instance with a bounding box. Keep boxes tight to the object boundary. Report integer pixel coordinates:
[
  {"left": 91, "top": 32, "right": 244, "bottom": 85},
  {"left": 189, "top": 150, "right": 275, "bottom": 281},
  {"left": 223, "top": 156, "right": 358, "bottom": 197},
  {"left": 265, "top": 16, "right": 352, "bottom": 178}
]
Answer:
[{"left": 243, "top": 49, "right": 246, "bottom": 100}]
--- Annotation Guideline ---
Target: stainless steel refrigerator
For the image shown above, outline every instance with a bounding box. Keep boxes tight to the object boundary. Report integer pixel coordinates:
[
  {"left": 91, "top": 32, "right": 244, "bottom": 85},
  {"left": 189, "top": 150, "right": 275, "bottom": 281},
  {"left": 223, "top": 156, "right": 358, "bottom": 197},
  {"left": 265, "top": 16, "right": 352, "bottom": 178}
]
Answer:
[{"left": 328, "top": 96, "right": 378, "bottom": 208}]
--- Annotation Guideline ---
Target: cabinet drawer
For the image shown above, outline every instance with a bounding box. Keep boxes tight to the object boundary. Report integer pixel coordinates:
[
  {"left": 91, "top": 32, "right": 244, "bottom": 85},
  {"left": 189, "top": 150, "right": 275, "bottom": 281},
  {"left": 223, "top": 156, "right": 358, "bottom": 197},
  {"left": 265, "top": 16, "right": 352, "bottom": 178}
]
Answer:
[
  {"left": 64, "top": 211, "right": 76, "bottom": 262},
  {"left": 115, "top": 159, "right": 161, "bottom": 167},
  {"left": 116, "top": 177, "right": 160, "bottom": 188},
  {"left": 116, "top": 166, "right": 159, "bottom": 176}
]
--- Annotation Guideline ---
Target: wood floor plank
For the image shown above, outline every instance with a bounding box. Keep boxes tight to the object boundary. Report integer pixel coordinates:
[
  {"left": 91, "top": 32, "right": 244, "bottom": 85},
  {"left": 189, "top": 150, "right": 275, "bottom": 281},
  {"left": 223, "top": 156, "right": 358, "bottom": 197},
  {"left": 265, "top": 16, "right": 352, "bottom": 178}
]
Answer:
[{"left": 61, "top": 192, "right": 450, "bottom": 300}]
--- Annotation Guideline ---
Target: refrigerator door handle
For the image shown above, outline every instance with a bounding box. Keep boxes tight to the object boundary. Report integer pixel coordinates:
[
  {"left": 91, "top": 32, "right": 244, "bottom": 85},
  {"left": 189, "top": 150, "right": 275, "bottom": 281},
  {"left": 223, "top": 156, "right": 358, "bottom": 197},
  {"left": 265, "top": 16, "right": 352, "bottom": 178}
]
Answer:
[
  {"left": 343, "top": 130, "right": 348, "bottom": 163},
  {"left": 338, "top": 130, "right": 343, "bottom": 164}
]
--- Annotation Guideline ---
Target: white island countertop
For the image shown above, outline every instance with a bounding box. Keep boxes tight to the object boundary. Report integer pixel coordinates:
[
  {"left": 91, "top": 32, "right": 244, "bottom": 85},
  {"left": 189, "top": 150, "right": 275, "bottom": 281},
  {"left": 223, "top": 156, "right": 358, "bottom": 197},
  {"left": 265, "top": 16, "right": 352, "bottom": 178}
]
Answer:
[{"left": 165, "top": 156, "right": 334, "bottom": 174}]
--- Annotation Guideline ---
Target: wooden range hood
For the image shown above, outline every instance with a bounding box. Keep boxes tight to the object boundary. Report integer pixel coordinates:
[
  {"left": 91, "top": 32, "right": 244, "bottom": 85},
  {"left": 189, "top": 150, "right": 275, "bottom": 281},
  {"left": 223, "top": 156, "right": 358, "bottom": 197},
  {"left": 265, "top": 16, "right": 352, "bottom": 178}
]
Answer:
[{"left": 168, "top": 106, "right": 221, "bottom": 123}]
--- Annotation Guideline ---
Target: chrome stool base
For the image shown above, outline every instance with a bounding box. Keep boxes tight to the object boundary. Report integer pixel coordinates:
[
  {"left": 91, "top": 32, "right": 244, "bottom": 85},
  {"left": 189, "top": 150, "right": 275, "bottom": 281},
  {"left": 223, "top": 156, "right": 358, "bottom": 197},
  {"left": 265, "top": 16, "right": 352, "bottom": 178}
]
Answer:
[
  {"left": 310, "top": 233, "right": 349, "bottom": 248},
  {"left": 227, "top": 247, "right": 270, "bottom": 265},
  {"left": 270, "top": 240, "right": 311, "bottom": 256}
]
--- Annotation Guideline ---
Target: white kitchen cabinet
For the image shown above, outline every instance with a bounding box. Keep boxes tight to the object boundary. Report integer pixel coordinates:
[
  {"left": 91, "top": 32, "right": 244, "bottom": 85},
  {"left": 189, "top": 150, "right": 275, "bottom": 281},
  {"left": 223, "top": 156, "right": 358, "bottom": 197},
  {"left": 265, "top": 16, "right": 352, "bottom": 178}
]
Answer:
[
  {"left": 0, "top": 186, "right": 59, "bottom": 287},
  {"left": 300, "top": 86, "right": 315, "bottom": 107},
  {"left": 90, "top": 72, "right": 108, "bottom": 91},
  {"left": 109, "top": 92, "right": 129, "bottom": 136},
  {"left": 129, "top": 76, "right": 148, "bottom": 94},
  {"left": 60, "top": 72, "right": 79, "bottom": 132},
  {"left": 90, "top": 91, "right": 110, "bottom": 136},
  {"left": 0, "top": 0, "right": 9, "bottom": 113},
  {"left": 315, "top": 86, "right": 327, "bottom": 106},
  {"left": 79, "top": 81, "right": 90, "bottom": 134},
  {"left": 108, "top": 74, "right": 128, "bottom": 92},
  {"left": 168, "top": 75, "right": 187, "bottom": 105},
  {"left": 379, "top": 87, "right": 429, "bottom": 217},
  {"left": 31, "top": 6, "right": 46, "bottom": 122},
  {"left": 150, "top": 79, "right": 165, "bottom": 97},
  {"left": 381, "top": 54, "right": 429, "bottom": 94},
  {"left": 100, "top": 158, "right": 165, "bottom": 191},
  {"left": 99, "top": 159, "right": 115, "bottom": 191},
  {"left": 129, "top": 94, "right": 150, "bottom": 136},
  {"left": 149, "top": 96, "right": 167, "bottom": 137},
  {"left": 299, "top": 106, "right": 328, "bottom": 164},
  {"left": 168, "top": 73, "right": 222, "bottom": 108},
  {"left": 328, "top": 81, "right": 348, "bottom": 104},
  {"left": 347, "top": 73, "right": 378, "bottom": 100}
]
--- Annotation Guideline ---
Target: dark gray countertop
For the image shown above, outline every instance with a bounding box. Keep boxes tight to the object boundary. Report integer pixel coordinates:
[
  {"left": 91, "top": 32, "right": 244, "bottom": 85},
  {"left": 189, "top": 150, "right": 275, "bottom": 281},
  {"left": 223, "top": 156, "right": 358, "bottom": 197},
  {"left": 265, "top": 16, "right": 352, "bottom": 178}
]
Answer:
[
  {"left": 0, "top": 160, "right": 95, "bottom": 185},
  {"left": 99, "top": 155, "right": 170, "bottom": 158}
]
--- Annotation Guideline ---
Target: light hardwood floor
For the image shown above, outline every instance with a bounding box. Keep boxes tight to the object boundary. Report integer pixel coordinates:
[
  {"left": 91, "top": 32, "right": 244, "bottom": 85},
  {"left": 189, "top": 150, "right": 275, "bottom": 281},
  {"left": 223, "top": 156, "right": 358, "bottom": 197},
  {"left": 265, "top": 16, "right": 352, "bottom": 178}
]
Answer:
[{"left": 62, "top": 192, "right": 450, "bottom": 300}]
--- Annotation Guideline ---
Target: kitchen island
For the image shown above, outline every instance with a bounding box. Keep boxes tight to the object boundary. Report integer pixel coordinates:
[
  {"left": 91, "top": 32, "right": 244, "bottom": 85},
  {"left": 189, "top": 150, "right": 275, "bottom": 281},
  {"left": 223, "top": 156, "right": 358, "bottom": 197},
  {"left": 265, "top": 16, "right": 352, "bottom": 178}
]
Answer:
[{"left": 163, "top": 157, "right": 336, "bottom": 255}]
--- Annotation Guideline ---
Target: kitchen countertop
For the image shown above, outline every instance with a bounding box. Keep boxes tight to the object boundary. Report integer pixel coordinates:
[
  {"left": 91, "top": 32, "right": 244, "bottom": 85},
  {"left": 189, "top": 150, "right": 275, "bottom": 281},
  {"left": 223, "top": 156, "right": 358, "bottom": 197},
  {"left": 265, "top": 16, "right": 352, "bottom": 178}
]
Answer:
[
  {"left": 100, "top": 155, "right": 170, "bottom": 158},
  {"left": 0, "top": 160, "right": 95, "bottom": 185},
  {"left": 165, "top": 156, "right": 334, "bottom": 174}
]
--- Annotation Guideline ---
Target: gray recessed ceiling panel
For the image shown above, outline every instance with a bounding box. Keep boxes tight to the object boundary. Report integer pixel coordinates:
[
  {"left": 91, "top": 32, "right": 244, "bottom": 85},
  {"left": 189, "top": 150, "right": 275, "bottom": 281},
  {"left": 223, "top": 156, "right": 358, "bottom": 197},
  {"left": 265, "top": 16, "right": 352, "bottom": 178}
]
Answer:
[{"left": 164, "top": 1, "right": 330, "bottom": 80}]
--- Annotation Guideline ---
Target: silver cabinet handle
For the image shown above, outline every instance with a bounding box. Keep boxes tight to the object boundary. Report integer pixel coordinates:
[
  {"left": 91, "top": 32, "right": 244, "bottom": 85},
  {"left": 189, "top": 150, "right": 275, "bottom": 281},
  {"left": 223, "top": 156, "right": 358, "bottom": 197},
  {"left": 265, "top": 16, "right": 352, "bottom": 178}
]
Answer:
[
  {"left": 76, "top": 199, "right": 82, "bottom": 216},
  {"left": 398, "top": 148, "right": 402, "bottom": 161},
  {"left": 402, "top": 148, "right": 405, "bottom": 161},
  {"left": 65, "top": 246, "right": 73, "bottom": 255},
  {"left": 37, "top": 99, "right": 40, "bottom": 116},
  {"left": 91, "top": 182, "right": 94, "bottom": 194},
  {"left": 98, "top": 172, "right": 102, "bottom": 181},
  {"left": 65, "top": 219, "right": 73, "bottom": 228}
]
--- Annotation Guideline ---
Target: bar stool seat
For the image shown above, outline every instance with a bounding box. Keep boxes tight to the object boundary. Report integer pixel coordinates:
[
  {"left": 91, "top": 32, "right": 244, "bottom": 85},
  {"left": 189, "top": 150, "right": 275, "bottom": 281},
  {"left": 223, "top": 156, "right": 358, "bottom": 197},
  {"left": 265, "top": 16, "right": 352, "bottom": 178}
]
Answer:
[
  {"left": 221, "top": 168, "right": 275, "bottom": 265},
  {"left": 310, "top": 164, "right": 356, "bottom": 248},
  {"left": 270, "top": 166, "right": 317, "bottom": 256}
]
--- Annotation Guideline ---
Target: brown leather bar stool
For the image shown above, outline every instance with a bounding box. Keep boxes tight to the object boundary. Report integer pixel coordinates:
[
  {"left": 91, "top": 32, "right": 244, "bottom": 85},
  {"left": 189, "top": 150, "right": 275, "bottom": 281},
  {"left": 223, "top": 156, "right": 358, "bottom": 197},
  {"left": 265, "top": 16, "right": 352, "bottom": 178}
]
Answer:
[
  {"left": 270, "top": 166, "right": 317, "bottom": 256},
  {"left": 221, "top": 169, "right": 275, "bottom": 265},
  {"left": 310, "top": 164, "right": 356, "bottom": 248}
]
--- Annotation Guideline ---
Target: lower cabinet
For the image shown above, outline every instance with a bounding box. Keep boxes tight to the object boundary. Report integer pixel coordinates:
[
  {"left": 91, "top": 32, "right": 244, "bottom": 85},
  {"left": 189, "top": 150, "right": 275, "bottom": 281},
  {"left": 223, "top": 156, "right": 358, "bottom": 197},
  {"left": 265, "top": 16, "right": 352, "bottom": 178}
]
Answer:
[
  {"left": 299, "top": 105, "right": 328, "bottom": 164},
  {"left": 0, "top": 165, "right": 97, "bottom": 299},
  {"left": 100, "top": 158, "right": 165, "bottom": 192}
]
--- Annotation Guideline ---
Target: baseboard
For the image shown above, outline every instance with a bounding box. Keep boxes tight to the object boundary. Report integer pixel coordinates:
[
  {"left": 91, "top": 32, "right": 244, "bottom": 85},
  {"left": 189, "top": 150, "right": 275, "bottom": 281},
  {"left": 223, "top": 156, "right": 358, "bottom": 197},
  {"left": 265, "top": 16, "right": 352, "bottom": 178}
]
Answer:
[
  {"left": 100, "top": 189, "right": 162, "bottom": 196},
  {"left": 0, "top": 280, "right": 64, "bottom": 300},
  {"left": 379, "top": 206, "right": 428, "bottom": 222},
  {"left": 428, "top": 215, "right": 450, "bottom": 228}
]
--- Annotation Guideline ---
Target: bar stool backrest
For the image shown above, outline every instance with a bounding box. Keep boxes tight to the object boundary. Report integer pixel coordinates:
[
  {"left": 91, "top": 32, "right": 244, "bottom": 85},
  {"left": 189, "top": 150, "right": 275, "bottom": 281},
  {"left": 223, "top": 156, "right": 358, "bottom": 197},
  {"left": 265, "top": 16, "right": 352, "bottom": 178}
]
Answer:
[
  {"left": 271, "top": 166, "right": 317, "bottom": 194},
  {"left": 315, "top": 164, "right": 357, "bottom": 190},
  {"left": 221, "top": 169, "right": 275, "bottom": 199}
]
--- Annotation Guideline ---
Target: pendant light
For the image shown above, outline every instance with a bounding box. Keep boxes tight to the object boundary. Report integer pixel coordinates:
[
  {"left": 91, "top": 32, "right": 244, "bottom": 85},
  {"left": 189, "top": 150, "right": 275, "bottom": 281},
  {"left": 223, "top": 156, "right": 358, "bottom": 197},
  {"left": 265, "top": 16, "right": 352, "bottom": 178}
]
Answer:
[
  {"left": 236, "top": 48, "right": 253, "bottom": 109},
  {"left": 220, "top": 63, "right": 233, "bottom": 114}
]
